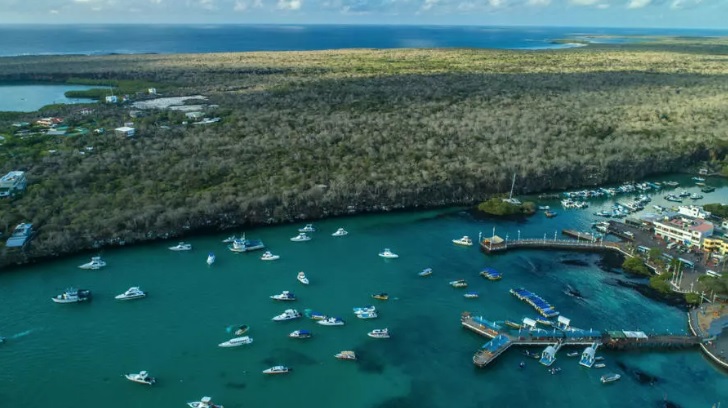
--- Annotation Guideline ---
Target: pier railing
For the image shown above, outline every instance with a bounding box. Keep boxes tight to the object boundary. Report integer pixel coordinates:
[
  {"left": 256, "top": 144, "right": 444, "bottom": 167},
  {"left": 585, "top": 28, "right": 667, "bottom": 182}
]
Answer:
[{"left": 481, "top": 238, "right": 623, "bottom": 254}]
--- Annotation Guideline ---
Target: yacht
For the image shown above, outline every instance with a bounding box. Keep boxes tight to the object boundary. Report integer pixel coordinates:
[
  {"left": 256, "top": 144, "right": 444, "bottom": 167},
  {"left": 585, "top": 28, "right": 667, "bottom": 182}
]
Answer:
[
  {"left": 335, "top": 351, "right": 357, "bottom": 360},
  {"left": 272, "top": 309, "right": 301, "bottom": 321},
  {"left": 378, "top": 248, "right": 399, "bottom": 259},
  {"left": 227, "top": 235, "right": 265, "bottom": 253},
  {"left": 352, "top": 306, "right": 376, "bottom": 314},
  {"left": 124, "top": 370, "right": 155, "bottom": 385},
  {"left": 115, "top": 286, "right": 146, "bottom": 301},
  {"left": 690, "top": 193, "right": 704, "bottom": 200},
  {"left": 260, "top": 251, "right": 280, "bottom": 261},
  {"left": 298, "top": 224, "right": 316, "bottom": 233},
  {"left": 51, "top": 288, "right": 91, "bottom": 303},
  {"left": 218, "top": 336, "right": 253, "bottom": 348},
  {"left": 464, "top": 291, "right": 479, "bottom": 299},
  {"left": 367, "top": 328, "right": 390, "bottom": 339},
  {"left": 289, "top": 330, "right": 313, "bottom": 339},
  {"left": 452, "top": 236, "right": 473, "bottom": 246},
  {"left": 332, "top": 228, "right": 348, "bottom": 237},
  {"left": 317, "top": 317, "right": 345, "bottom": 326},
  {"left": 355, "top": 311, "right": 378, "bottom": 319},
  {"left": 290, "top": 233, "right": 311, "bottom": 242},
  {"left": 678, "top": 190, "right": 690, "bottom": 197},
  {"left": 270, "top": 291, "right": 296, "bottom": 301},
  {"left": 449, "top": 279, "right": 468, "bottom": 288},
  {"left": 418, "top": 268, "right": 433, "bottom": 277},
  {"left": 187, "top": 396, "right": 224, "bottom": 408},
  {"left": 169, "top": 242, "right": 192, "bottom": 251},
  {"left": 206, "top": 253, "right": 215, "bottom": 265},
  {"left": 78, "top": 256, "right": 106, "bottom": 270},
  {"left": 600, "top": 373, "right": 621, "bottom": 384},
  {"left": 263, "top": 366, "right": 291, "bottom": 375},
  {"left": 297, "top": 271, "right": 309, "bottom": 285}
]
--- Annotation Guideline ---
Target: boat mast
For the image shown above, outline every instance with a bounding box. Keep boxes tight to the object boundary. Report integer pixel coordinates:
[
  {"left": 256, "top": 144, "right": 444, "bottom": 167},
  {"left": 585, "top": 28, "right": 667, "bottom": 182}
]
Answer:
[{"left": 509, "top": 173, "right": 516, "bottom": 201}]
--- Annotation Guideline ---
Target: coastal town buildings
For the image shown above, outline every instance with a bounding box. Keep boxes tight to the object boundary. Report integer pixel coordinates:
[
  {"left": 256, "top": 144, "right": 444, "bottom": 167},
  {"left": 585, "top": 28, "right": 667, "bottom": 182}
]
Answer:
[
  {"left": 678, "top": 205, "right": 711, "bottom": 219},
  {"left": 114, "top": 126, "right": 136, "bottom": 137},
  {"left": 703, "top": 236, "right": 728, "bottom": 255},
  {"left": 0, "top": 171, "right": 27, "bottom": 197},
  {"left": 653, "top": 215, "right": 714, "bottom": 248},
  {"left": 35, "top": 117, "right": 63, "bottom": 127}
]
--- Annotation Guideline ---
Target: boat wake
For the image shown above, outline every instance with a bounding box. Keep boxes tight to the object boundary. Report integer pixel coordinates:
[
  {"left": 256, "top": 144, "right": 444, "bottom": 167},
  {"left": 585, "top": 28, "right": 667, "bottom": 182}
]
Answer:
[{"left": 10, "top": 329, "right": 36, "bottom": 339}]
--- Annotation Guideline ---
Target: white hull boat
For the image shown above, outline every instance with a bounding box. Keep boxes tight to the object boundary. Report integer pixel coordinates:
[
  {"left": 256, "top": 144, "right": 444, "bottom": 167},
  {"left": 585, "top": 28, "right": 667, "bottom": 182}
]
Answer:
[
  {"left": 169, "top": 242, "right": 192, "bottom": 251},
  {"left": 419, "top": 268, "right": 433, "bottom": 277},
  {"left": 125, "top": 371, "right": 155, "bottom": 385},
  {"left": 261, "top": 251, "right": 280, "bottom": 261},
  {"left": 452, "top": 236, "right": 473, "bottom": 246},
  {"left": 206, "top": 253, "right": 215, "bottom": 265},
  {"left": 218, "top": 336, "right": 253, "bottom": 347},
  {"left": 331, "top": 228, "right": 348, "bottom": 237},
  {"left": 317, "top": 317, "right": 345, "bottom": 326},
  {"left": 289, "top": 330, "right": 313, "bottom": 339},
  {"left": 298, "top": 224, "right": 315, "bottom": 233},
  {"left": 79, "top": 256, "right": 106, "bottom": 270},
  {"left": 272, "top": 309, "right": 301, "bottom": 321},
  {"left": 368, "top": 328, "right": 390, "bottom": 339},
  {"left": 378, "top": 248, "right": 399, "bottom": 259},
  {"left": 263, "top": 365, "right": 291, "bottom": 375},
  {"left": 270, "top": 291, "right": 296, "bottom": 301},
  {"left": 290, "top": 233, "right": 311, "bottom": 242},
  {"left": 52, "top": 288, "right": 91, "bottom": 303},
  {"left": 297, "top": 272, "right": 309, "bottom": 285},
  {"left": 356, "top": 311, "right": 378, "bottom": 319},
  {"left": 115, "top": 286, "right": 146, "bottom": 301},
  {"left": 335, "top": 351, "right": 357, "bottom": 360},
  {"left": 187, "top": 396, "right": 223, "bottom": 408}
]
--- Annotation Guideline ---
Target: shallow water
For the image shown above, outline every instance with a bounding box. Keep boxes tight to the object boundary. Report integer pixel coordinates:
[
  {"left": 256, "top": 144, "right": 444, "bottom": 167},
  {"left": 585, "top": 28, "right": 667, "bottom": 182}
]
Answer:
[{"left": 0, "top": 84, "right": 101, "bottom": 112}]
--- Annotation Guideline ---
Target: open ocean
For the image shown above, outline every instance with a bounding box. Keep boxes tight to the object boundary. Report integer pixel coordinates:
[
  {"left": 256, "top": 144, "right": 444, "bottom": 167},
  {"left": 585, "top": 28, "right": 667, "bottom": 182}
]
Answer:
[{"left": 0, "top": 25, "right": 727, "bottom": 56}]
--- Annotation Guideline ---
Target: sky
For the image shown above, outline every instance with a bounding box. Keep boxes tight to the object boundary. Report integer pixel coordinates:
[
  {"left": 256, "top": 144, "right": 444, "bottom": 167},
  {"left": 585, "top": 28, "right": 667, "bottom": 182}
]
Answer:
[{"left": 0, "top": 0, "right": 725, "bottom": 29}]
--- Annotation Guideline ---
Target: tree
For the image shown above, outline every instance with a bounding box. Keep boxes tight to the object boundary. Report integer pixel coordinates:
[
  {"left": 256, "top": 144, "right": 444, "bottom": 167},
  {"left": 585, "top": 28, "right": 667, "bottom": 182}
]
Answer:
[{"left": 623, "top": 256, "right": 651, "bottom": 276}]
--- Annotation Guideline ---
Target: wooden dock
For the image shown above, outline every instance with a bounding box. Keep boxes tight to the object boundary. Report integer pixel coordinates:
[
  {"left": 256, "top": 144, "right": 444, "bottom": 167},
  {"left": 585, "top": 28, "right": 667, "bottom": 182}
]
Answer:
[{"left": 480, "top": 237, "right": 624, "bottom": 254}]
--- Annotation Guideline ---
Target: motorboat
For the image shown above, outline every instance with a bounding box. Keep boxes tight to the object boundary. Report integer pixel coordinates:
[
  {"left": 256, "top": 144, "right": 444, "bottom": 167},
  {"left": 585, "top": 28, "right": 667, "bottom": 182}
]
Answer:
[
  {"left": 449, "top": 279, "right": 467, "bottom": 288},
  {"left": 600, "top": 373, "right": 621, "bottom": 384},
  {"left": 594, "top": 356, "right": 605, "bottom": 361},
  {"left": 664, "top": 181, "right": 679, "bottom": 187},
  {"left": 538, "top": 206, "right": 550, "bottom": 210},
  {"left": 480, "top": 268, "right": 502, "bottom": 281},
  {"left": 78, "top": 256, "right": 106, "bottom": 270},
  {"left": 51, "top": 288, "right": 91, "bottom": 303},
  {"left": 290, "top": 233, "right": 311, "bottom": 242},
  {"left": 352, "top": 306, "right": 376, "bottom": 314},
  {"left": 690, "top": 193, "right": 704, "bottom": 200},
  {"left": 464, "top": 291, "right": 479, "bottom": 299},
  {"left": 289, "top": 330, "right": 313, "bottom": 339},
  {"left": 544, "top": 210, "right": 558, "bottom": 218},
  {"left": 594, "top": 363, "right": 606, "bottom": 368},
  {"left": 124, "top": 370, "right": 155, "bottom": 385},
  {"left": 452, "top": 236, "right": 473, "bottom": 246},
  {"left": 504, "top": 320, "right": 522, "bottom": 329},
  {"left": 187, "top": 396, "right": 224, "bottom": 408},
  {"left": 332, "top": 228, "right": 348, "bottom": 237},
  {"left": 115, "top": 286, "right": 146, "bottom": 301},
  {"left": 297, "top": 271, "right": 309, "bottom": 285},
  {"left": 335, "top": 351, "right": 357, "bottom": 360},
  {"left": 221, "top": 235, "right": 238, "bottom": 243},
  {"left": 304, "top": 309, "right": 326, "bottom": 320},
  {"left": 260, "top": 251, "right": 280, "bottom": 261},
  {"left": 263, "top": 366, "right": 291, "bottom": 375},
  {"left": 270, "top": 291, "right": 296, "bottom": 301},
  {"left": 233, "top": 325, "right": 250, "bottom": 336},
  {"left": 378, "top": 248, "right": 399, "bottom": 259},
  {"left": 169, "top": 242, "right": 192, "bottom": 251},
  {"left": 298, "top": 224, "right": 316, "bottom": 233},
  {"left": 272, "top": 309, "right": 301, "bottom": 321},
  {"left": 355, "top": 311, "right": 378, "bottom": 319},
  {"left": 678, "top": 190, "right": 690, "bottom": 197},
  {"left": 418, "top": 268, "right": 433, "bottom": 277},
  {"left": 218, "top": 336, "right": 253, "bottom": 347},
  {"left": 227, "top": 235, "right": 265, "bottom": 253},
  {"left": 371, "top": 293, "right": 389, "bottom": 300},
  {"left": 317, "top": 317, "right": 345, "bottom": 326},
  {"left": 367, "top": 328, "right": 390, "bottom": 339},
  {"left": 566, "top": 352, "right": 579, "bottom": 357},
  {"left": 206, "top": 253, "right": 215, "bottom": 265},
  {"left": 692, "top": 176, "right": 706, "bottom": 182}
]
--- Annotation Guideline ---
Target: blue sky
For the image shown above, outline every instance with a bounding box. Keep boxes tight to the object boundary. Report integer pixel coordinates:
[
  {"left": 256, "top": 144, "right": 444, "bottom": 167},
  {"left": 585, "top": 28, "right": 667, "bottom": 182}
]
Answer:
[{"left": 0, "top": 0, "right": 725, "bottom": 29}]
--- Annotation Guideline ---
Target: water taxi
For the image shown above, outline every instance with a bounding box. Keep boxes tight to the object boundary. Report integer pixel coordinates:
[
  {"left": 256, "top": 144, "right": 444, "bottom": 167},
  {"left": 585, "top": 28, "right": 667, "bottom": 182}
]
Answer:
[
  {"left": 452, "top": 236, "right": 473, "bottom": 246},
  {"left": 290, "top": 233, "right": 311, "bottom": 242},
  {"left": 692, "top": 176, "right": 706, "bottom": 182},
  {"left": 600, "top": 373, "right": 621, "bottom": 384},
  {"left": 270, "top": 291, "right": 296, "bottom": 301},
  {"left": 115, "top": 286, "right": 146, "bottom": 301},
  {"left": 124, "top": 370, "right": 155, "bottom": 385},
  {"left": 480, "top": 267, "right": 502, "bottom": 281},
  {"left": 260, "top": 251, "right": 280, "bottom": 261},
  {"left": 367, "top": 328, "right": 390, "bottom": 339},
  {"left": 79, "top": 256, "right": 106, "bottom": 270},
  {"left": 169, "top": 242, "right": 192, "bottom": 251},
  {"left": 206, "top": 253, "right": 215, "bottom": 265},
  {"left": 218, "top": 336, "right": 253, "bottom": 347},
  {"left": 335, "top": 351, "right": 357, "bottom": 360},
  {"left": 289, "top": 330, "right": 313, "bottom": 339},
  {"left": 187, "top": 396, "right": 224, "bottom": 408},
  {"left": 418, "top": 268, "right": 433, "bottom": 277},
  {"left": 263, "top": 366, "right": 291, "bottom": 375},
  {"left": 298, "top": 224, "right": 316, "bottom": 233},
  {"left": 450, "top": 279, "right": 468, "bottom": 288},
  {"left": 332, "top": 228, "right": 348, "bottom": 237},
  {"left": 371, "top": 293, "right": 389, "bottom": 300},
  {"left": 378, "top": 248, "right": 399, "bottom": 259},
  {"left": 297, "top": 271, "right": 309, "bottom": 285},
  {"left": 52, "top": 288, "right": 91, "bottom": 304}
]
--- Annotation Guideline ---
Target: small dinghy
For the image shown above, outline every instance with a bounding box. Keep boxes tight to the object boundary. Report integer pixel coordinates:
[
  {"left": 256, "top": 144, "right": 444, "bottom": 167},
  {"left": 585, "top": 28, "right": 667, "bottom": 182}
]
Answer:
[
  {"left": 378, "top": 248, "right": 399, "bottom": 259},
  {"left": 260, "top": 251, "right": 280, "bottom": 261},
  {"left": 335, "top": 350, "right": 357, "bottom": 360},
  {"left": 367, "top": 328, "right": 390, "bottom": 339},
  {"left": 169, "top": 242, "right": 192, "bottom": 251},
  {"left": 449, "top": 279, "right": 467, "bottom": 288},
  {"left": 232, "top": 325, "right": 250, "bottom": 336},
  {"left": 371, "top": 293, "right": 389, "bottom": 300},
  {"left": 270, "top": 291, "right": 297, "bottom": 301},
  {"left": 464, "top": 291, "right": 479, "bottom": 299},
  {"left": 419, "top": 268, "right": 433, "bottom": 277}
]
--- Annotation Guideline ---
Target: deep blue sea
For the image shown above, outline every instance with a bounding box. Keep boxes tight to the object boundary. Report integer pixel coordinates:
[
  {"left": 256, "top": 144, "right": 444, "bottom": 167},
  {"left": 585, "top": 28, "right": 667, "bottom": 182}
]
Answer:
[{"left": 1, "top": 25, "right": 727, "bottom": 56}]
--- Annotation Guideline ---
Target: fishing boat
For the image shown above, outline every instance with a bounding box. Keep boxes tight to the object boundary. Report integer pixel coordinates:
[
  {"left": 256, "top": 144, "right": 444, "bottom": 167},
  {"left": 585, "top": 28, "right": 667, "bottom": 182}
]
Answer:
[
  {"left": 218, "top": 336, "right": 253, "bottom": 347},
  {"left": 378, "top": 248, "right": 399, "bottom": 259},
  {"left": 449, "top": 279, "right": 468, "bottom": 288},
  {"left": 332, "top": 228, "right": 348, "bottom": 237},
  {"left": 353, "top": 306, "right": 376, "bottom": 313},
  {"left": 690, "top": 193, "right": 704, "bottom": 200},
  {"left": 289, "top": 330, "right": 313, "bottom": 339},
  {"left": 355, "top": 311, "right": 378, "bottom": 319},
  {"left": 187, "top": 396, "right": 223, "bottom": 408},
  {"left": 317, "top": 317, "right": 345, "bottom": 326},
  {"left": 335, "top": 351, "right": 357, "bottom": 360},
  {"left": 263, "top": 366, "right": 291, "bottom": 375},
  {"left": 206, "top": 253, "right": 215, "bottom": 265},
  {"left": 79, "top": 256, "right": 106, "bottom": 270},
  {"left": 114, "top": 286, "right": 146, "bottom": 301},
  {"left": 594, "top": 363, "right": 606, "bottom": 368},
  {"left": 169, "top": 242, "right": 192, "bottom": 251},
  {"left": 260, "top": 251, "right": 280, "bottom": 261},
  {"left": 227, "top": 235, "right": 265, "bottom": 253},
  {"left": 232, "top": 325, "right": 250, "bottom": 336},
  {"left": 51, "top": 288, "right": 91, "bottom": 303},
  {"left": 371, "top": 293, "right": 389, "bottom": 300},
  {"left": 270, "top": 291, "right": 296, "bottom": 301},
  {"left": 367, "top": 328, "right": 390, "bottom": 339},
  {"left": 452, "top": 236, "right": 473, "bottom": 246},
  {"left": 600, "top": 373, "right": 621, "bottom": 384},
  {"left": 272, "top": 309, "right": 301, "bottom": 321},
  {"left": 290, "top": 233, "right": 311, "bottom": 242},
  {"left": 298, "top": 224, "right": 316, "bottom": 233},
  {"left": 418, "top": 268, "right": 433, "bottom": 277},
  {"left": 124, "top": 370, "right": 155, "bottom": 385},
  {"left": 464, "top": 291, "right": 479, "bottom": 299},
  {"left": 544, "top": 210, "right": 557, "bottom": 218},
  {"left": 480, "top": 267, "right": 502, "bottom": 281},
  {"left": 297, "top": 272, "right": 309, "bottom": 285},
  {"left": 664, "top": 194, "right": 682, "bottom": 202},
  {"left": 702, "top": 186, "right": 716, "bottom": 193},
  {"left": 593, "top": 211, "right": 611, "bottom": 218}
]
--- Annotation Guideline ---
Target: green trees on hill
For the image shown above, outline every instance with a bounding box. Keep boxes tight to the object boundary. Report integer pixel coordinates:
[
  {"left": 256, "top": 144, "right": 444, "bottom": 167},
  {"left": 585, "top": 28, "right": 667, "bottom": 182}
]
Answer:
[{"left": 623, "top": 257, "right": 651, "bottom": 276}]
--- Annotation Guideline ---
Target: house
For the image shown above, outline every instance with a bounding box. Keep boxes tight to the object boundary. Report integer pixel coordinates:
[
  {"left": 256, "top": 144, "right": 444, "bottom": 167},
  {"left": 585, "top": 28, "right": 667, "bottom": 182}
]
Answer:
[
  {"left": 114, "top": 126, "right": 135, "bottom": 137},
  {"left": 703, "top": 236, "right": 728, "bottom": 255},
  {"left": 0, "top": 171, "right": 27, "bottom": 197},
  {"left": 185, "top": 111, "right": 204, "bottom": 120},
  {"left": 653, "top": 215, "right": 714, "bottom": 248},
  {"left": 78, "top": 108, "right": 94, "bottom": 116},
  {"left": 105, "top": 95, "right": 118, "bottom": 104},
  {"left": 148, "top": 88, "right": 157, "bottom": 95},
  {"left": 678, "top": 205, "right": 710, "bottom": 220},
  {"left": 5, "top": 223, "right": 33, "bottom": 248},
  {"left": 129, "top": 110, "right": 144, "bottom": 118},
  {"left": 35, "top": 117, "right": 63, "bottom": 127}
]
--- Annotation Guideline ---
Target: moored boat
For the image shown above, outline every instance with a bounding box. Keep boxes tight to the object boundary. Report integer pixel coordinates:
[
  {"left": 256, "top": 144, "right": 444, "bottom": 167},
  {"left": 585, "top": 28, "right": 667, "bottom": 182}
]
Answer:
[
  {"left": 449, "top": 279, "right": 467, "bottom": 288},
  {"left": 600, "top": 373, "right": 621, "bottom": 384},
  {"left": 289, "top": 330, "right": 312, "bottom": 339},
  {"left": 79, "top": 256, "right": 106, "bottom": 270},
  {"left": 297, "top": 271, "right": 309, "bottom": 285},
  {"left": 263, "top": 366, "right": 291, "bottom": 375},
  {"left": 418, "top": 268, "right": 433, "bottom": 277},
  {"left": 355, "top": 311, "right": 378, "bottom": 319},
  {"left": 335, "top": 350, "right": 357, "bottom": 360},
  {"left": 304, "top": 309, "right": 326, "bottom": 320},
  {"left": 187, "top": 396, "right": 223, "bottom": 408},
  {"left": 233, "top": 325, "right": 250, "bottom": 336},
  {"left": 206, "top": 253, "right": 215, "bottom": 265},
  {"left": 464, "top": 291, "right": 479, "bottom": 299},
  {"left": 332, "top": 228, "right": 348, "bottom": 237},
  {"left": 480, "top": 267, "right": 502, "bottom": 281},
  {"left": 260, "top": 251, "right": 280, "bottom": 261},
  {"left": 298, "top": 224, "right": 316, "bottom": 233},
  {"left": 566, "top": 352, "right": 579, "bottom": 357},
  {"left": 367, "top": 328, "right": 390, "bottom": 338},
  {"left": 218, "top": 336, "right": 253, "bottom": 347},
  {"left": 124, "top": 370, "right": 155, "bottom": 385},
  {"left": 544, "top": 210, "right": 557, "bottom": 218},
  {"left": 594, "top": 363, "right": 606, "bottom": 368},
  {"left": 702, "top": 186, "right": 716, "bottom": 193},
  {"left": 52, "top": 288, "right": 91, "bottom": 303},
  {"left": 317, "top": 317, "right": 345, "bottom": 326},
  {"left": 227, "top": 234, "right": 265, "bottom": 253},
  {"left": 115, "top": 286, "right": 146, "bottom": 301},
  {"left": 352, "top": 306, "right": 376, "bottom": 314},
  {"left": 222, "top": 235, "right": 238, "bottom": 243},
  {"left": 371, "top": 293, "right": 389, "bottom": 300},
  {"left": 452, "top": 236, "right": 473, "bottom": 246},
  {"left": 290, "top": 233, "right": 311, "bottom": 242},
  {"left": 270, "top": 291, "right": 296, "bottom": 301},
  {"left": 504, "top": 320, "right": 522, "bottom": 329},
  {"left": 272, "top": 309, "right": 301, "bottom": 321},
  {"left": 378, "top": 248, "right": 399, "bottom": 259},
  {"left": 169, "top": 242, "right": 192, "bottom": 251}
]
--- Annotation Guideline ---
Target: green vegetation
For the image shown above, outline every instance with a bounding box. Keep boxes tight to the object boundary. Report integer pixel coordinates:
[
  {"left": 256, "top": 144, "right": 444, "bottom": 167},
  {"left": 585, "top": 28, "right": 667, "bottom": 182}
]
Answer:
[
  {"left": 649, "top": 273, "right": 673, "bottom": 294},
  {"left": 623, "top": 256, "right": 651, "bottom": 276},
  {"left": 704, "top": 203, "right": 728, "bottom": 219},
  {"left": 684, "top": 292, "right": 701, "bottom": 305},
  {"left": 1, "top": 39, "right": 728, "bottom": 265},
  {"left": 476, "top": 198, "right": 535, "bottom": 217},
  {"left": 64, "top": 79, "right": 162, "bottom": 100}
]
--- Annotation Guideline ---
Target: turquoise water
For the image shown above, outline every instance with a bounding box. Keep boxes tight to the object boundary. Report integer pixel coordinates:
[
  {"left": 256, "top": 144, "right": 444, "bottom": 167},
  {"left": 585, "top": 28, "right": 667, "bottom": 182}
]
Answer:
[
  {"left": 0, "top": 174, "right": 726, "bottom": 407},
  {"left": 0, "top": 84, "right": 102, "bottom": 112}
]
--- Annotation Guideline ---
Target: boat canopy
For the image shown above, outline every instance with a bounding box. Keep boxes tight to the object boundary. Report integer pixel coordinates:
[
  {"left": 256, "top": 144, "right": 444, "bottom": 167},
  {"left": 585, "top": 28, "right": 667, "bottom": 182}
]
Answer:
[
  {"left": 557, "top": 316, "right": 571, "bottom": 328},
  {"left": 481, "top": 334, "right": 511, "bottom": 352},
  {"left": 542, "top": 346, "right": 557, "bottom": 358},
  {"left": 522, "top": 317, "right": 537, "bottom": 328},
  {"left": 472, "top": 316, "right": 502, "bottom": 331}
]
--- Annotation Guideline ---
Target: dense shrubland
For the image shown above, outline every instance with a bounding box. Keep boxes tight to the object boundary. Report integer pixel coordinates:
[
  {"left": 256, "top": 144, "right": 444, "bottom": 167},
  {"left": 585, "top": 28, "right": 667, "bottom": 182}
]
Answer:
[{"left": 1, "top": 42, "right": 728, "bottom": 266}]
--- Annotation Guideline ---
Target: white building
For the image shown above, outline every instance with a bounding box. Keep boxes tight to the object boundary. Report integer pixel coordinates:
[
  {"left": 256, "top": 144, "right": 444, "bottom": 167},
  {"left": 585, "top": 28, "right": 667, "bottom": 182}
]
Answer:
[
  {"left": 105, "top": 95, "right": 118, "bottom": 104},
  {"left": 678, "top": 205, "right": 711, "bottom": 219},
  {"left": 722, "top": 220, "right": 728, "bottom": 231},
  {"left": 114, "top": 126, "right": 135, "bottom": 137},
  {"left": 148, "top": 88, "right": 157, "bottom": 95},
  {"left": 0, "top": 171, "right": 27, "bottom": 196},
  {"left": 653, "top": 215, "right": 714, "bottom": 248}
]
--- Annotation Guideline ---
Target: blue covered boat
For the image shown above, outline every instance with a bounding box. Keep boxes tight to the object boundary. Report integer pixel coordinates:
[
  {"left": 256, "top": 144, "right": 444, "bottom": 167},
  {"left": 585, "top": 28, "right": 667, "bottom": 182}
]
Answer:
[{"left": 480, "top": 267, "right": 502, "bottom": 281}]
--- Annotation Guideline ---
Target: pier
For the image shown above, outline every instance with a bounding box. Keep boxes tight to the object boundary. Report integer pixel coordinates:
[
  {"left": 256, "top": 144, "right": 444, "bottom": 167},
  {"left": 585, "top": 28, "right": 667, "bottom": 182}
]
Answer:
[{"left": 480, "top": 236, "right": 624, "bottom": 255}]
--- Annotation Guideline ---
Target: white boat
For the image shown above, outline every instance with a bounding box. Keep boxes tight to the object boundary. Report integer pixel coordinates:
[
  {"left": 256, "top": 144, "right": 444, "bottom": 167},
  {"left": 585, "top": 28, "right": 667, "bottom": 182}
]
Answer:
[
  {"left": 263, "top": 365, "right": 291, "bottom": 375},
  {"left": 289, "top": 330, "right": 313, "bottom": 339},
  {"left": 464, "top": 292, "right": 479, "bottom": 299},
  {"left": 600, "top": 373, "right": 621, "bottom": 384},
  {"left": 78, "top": 256, "right": 106, "bottom": 270},
  {"left": 335, "top": 351, "right": 357, "bottom": 360},
  {"left": 452, "top": 236, "right": 473, "bottom": 246},
  {"left": 378, "top": 248, "right": 399, "bottom": 259},
  {"left": 270, "top": 291, "right": 297, "bottom": 301},
  {"left": 566, "top": 352, "right": 579, "bottom": 357},
  {"left": 272, "top": 309, "right": 301, "bottom": 321},
  {"left": 222, "top": 235, "right": 238, "bottom": 243},
  {"left": 331, "top": 228, "right": 348, "bottom": 237},
  {"left": 297, "top": 272, "right": 309, "bottom": 285},
  {"left": 352, "top": 306, "right": 376, "bottom": 313},
  {"left": 227, "top": 235, "right": 265, "bottom": 253},
  {"left": 218, "top": 336, "right": 253, "bottom": 347},
  {"left": 356, "top": 311, "right": 378, "bottom": 319},
  {"left": 298, "top": 224, "right": 316, "bottom": 233},
  {"left": 115, "top": 286, "right": 146, "bottom": 301},
  {"left": 206, "top": 253, "right": 215, "bottom": 265},
  {"left": 594, "top": 363, "right": 606, "bottom": 368},
  {"left": 449, "top": 279, "right": 467, "bottom": 288},
  {"left": 187, "top": 396, "right": 224, "bottom": 408},
  {"left": 317, "top": 317, "right": 345, "bottom": 326},
  {"left": 367, "top": 328, "right": 390, "bottom": 338},
  {"left": 418, "top": 268, "right": 433, "bottom": 277},
  {"left": 51, "top": 288, "right": 91, "bottom": 303},
  {"left": 169, "top": 242, "right": 192, "bottom": 251},
  {"left": 290, "top": 233, "right": 311, "bottom": 242},
  {"left": 124, "top": 370, "right": 155, "bottom": 385},
  {"left": 260, "top": 251, "right": 280, "bottom": 261}
]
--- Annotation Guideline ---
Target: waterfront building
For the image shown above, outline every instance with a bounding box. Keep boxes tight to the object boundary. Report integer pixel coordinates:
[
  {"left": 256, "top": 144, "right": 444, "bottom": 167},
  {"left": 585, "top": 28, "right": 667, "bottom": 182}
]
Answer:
[
  {"left": 105, "top": 95, "right": 118, "bottom": 104},
  {"left": 678, "top": 205, "right": 711, "bottom": 219},
  {"left": 653, "top": 215, "right": 713, "bottom": 248},
  {"left": 0, "top": 171, "right": 27, "bottom": 197},
  {"left": 703, "top": 236, "right": 728, "bottom": 255}
]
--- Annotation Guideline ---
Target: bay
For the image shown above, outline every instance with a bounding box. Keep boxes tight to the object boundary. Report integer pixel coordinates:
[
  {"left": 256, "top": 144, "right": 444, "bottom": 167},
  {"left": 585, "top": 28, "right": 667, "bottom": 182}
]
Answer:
[{"left": 0, "top": 84, "right": 103, "bottom": 112}]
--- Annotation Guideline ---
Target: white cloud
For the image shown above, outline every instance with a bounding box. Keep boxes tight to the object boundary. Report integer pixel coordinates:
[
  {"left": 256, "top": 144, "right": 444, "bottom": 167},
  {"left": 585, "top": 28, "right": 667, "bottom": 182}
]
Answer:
[
  {"left": 489, "top": 0, "right": 504, "bottom": 7},
  {"left": 150, "top": 0, "right": 163, "bottom": 4},
  {"left": 234, "top": 0, "right": 248, "bottom": 10},
  {"left": 527, "top": 0, "right": 551, "bottom": 5},
  {"left": 49, "top": 9, "right": 60, "bottom": 13},
  {"left": 596, "top": 3, "right": 609, "bottom": 7},
  {"left": 73, "top": 0, "right": 92, "bottom": 3},
  {"left": 627, "top": 0, "right": 650, "bottom": 8},
  {"left": 198, "top": 0, "right": 217, "bottom": 10},
  {"left": 277, "top": 0, "right": 301, "bottom": 9},
  {"left": 671, "top": 0, "right": 701, "bottom": 8},
  {"left": 569, "top": 0, "right": 600, "bottom": 4},
  {"left": 421, "top": 0, "right": 439, "bottom": 11}
]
